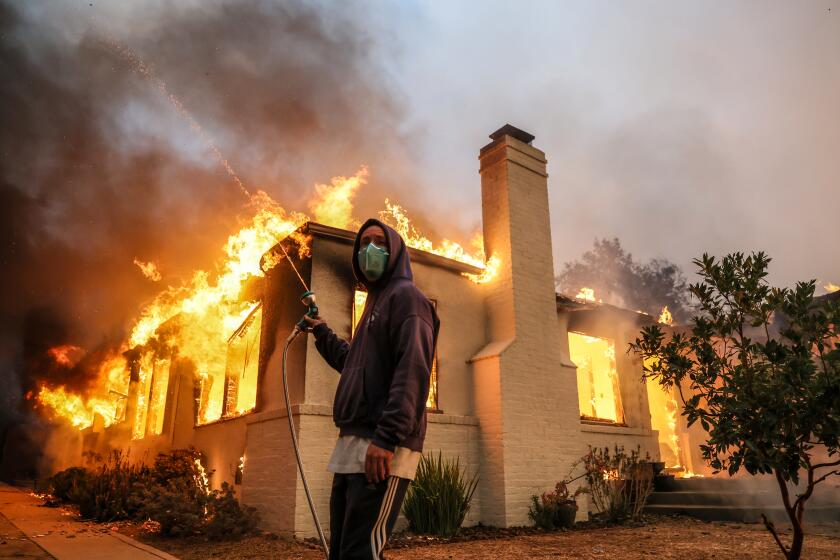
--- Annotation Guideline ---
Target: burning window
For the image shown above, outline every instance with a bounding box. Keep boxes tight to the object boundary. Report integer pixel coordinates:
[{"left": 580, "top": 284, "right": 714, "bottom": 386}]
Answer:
[
  {"left": 223, "top": 306, "right": 261, "bottom": 417},
  {"left": 194, "top": 305, "right": 262, "bottom": 425},
  {"left": 644, "top": 357, "right": 686, "bottom": 469},
  {"left": 568, "top": 332, "right": 625, "bottom": 424},
  {"left": 196, "top": 360, "right": 226, "bottom": 424},
  {"left": 133, "top": 354, "right": 171, "bottom": 439},
  {"left": 352, "top": 290, "right": 438, "bottom": 410}
]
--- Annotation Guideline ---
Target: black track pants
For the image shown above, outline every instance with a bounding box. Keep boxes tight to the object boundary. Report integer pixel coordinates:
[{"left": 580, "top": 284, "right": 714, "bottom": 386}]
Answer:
[{"left": 328, "top": 473, "right": 410, "bottom": 560}]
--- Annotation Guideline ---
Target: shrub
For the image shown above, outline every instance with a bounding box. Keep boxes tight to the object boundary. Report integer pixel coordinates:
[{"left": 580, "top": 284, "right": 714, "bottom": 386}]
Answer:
[
  {"left": 204, "top": 482, "right": 260, "bottom": 540},
  {"left": 47, "top": 447, "right": 257, "bottom": 540},
  {"left": 528, "top": 482, "right": 583, "bottom": 530},
  {"left": 133, "top": 448, "right": 216, "bottom": 537},
  {"left": 48, "top": 466, "right": 90, "bottom": 503},
  {"left": 630, "top": 252, "right": 840, "bottom": 560},
  {"left": 136, "top": 481, "right": 206, "bottom": 537},
  {"left": 75, "top": 450, "right": 150, "bottom": 521},
  {"left": 402, "top": 452, "right": 478, "bottom": 537},
  {"left": 581, "top": 445, "right": 653, "bottom": 522}
]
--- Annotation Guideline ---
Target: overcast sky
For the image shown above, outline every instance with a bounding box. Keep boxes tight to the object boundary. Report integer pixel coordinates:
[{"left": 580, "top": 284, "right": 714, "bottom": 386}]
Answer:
[{"left": 384, "top": 0, "right": 840, "bottom": 290}]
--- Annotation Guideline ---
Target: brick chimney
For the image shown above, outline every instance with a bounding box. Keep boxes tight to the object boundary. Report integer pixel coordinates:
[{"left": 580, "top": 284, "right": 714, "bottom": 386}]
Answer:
[{"left": 471, "top": 125, "right": 581, "bottom": 526}]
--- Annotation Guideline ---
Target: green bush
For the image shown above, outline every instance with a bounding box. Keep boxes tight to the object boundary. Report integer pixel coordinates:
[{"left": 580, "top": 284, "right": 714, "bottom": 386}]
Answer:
[
  {"left": 132, "top": 448, "right": 208, "bottom": 537},
  {"left": 204, "top": 482, "right": 260, "bottom": 540},
  {"left": 47, "top": 448, "right": 257, "bottom": 540},
  {"left": 136, "top": 481, "right": 206, "bottom": 537},
  {"left": 528, "top": 482, "right": 581, "bottom": 530},
  {"left": 402, "top": 452, "right": 478, "bottom": 537}
]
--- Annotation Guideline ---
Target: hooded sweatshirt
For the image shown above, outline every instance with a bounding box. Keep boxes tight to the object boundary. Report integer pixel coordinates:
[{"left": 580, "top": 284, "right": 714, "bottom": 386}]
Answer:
[{"left": 312, "top": 219, "right": 440, "bottom": 452}]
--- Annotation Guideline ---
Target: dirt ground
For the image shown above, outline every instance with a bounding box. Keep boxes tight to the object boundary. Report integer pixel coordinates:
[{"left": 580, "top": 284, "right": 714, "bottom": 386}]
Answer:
[{"left": 134, "top": 517, "right": 840, "bottom": 560}]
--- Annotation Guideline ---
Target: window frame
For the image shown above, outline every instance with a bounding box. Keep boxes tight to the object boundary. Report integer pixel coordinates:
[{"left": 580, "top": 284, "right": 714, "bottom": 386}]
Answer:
[{"left": 568, "top": 330, "right": 626, "bottom": 426}]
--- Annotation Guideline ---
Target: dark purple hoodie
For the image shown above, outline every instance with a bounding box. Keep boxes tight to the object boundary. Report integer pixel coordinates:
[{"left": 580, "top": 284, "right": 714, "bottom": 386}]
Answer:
[{"left": 312, "top": 219, "right": 440, "bottom": 452}]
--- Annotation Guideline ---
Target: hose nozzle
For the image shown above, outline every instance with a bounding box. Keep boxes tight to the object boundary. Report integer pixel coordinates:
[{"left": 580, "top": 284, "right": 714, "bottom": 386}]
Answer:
[{"left": 296, "top": 290, "right": 318, "bottom": 331}]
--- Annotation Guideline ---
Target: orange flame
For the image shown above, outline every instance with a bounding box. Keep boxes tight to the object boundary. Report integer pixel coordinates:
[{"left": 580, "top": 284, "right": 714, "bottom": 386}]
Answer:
[
  {"left": 47, "top": 345, "right": 84, "bottom": 368},
  {"left": 310, "top": 166, "right": 367, "bottom": 230},
  {"left": 825, "top": 282, "right": 840, "bottom": 294},
  {"left": 133, "top": 258, "right": 162, "bottom": 282},
  {"left": 379, "top": 199, "right": 498, "bottom": 284},
  {"left": 658, "top": 306, "right": 673, "bottom": 326},
  {"left": 574, "top": 287, "right": 601, "bottom": 302},
  {"left": 34, "top": 353, "right": 129, "bottom": 429},
  {"left": 34, "top": 168, "right": 498, "bottom": 430}
]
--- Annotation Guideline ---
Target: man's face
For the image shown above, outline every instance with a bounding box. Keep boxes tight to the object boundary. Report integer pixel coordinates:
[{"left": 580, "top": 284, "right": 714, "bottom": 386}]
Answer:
[{"left": 360, "top": 225, "right": 387, "bottom": 247}]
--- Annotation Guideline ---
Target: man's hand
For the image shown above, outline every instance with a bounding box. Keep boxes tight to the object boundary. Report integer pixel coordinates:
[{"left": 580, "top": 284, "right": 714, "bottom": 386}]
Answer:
[
  {"left": 302, "top": 314, "right": 326, "bottom": 331},
  {"left": 365, "top": 443, "right": 394, "bottom": 484}
]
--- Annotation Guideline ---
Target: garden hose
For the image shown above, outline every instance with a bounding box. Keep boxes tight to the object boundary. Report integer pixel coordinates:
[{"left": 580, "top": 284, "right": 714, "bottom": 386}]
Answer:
[{"left": 282, "top": 328, "right": 329, "bottom": 558}]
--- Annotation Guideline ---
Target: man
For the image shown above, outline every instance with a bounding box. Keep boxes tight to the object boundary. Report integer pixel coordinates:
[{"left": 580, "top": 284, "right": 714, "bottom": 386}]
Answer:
[{"left": 304, "top": 219, "right": 439, "bottom": 560}]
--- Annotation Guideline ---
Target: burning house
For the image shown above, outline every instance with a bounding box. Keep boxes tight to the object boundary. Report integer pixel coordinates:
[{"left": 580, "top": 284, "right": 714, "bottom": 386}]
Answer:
[{"left": 20, "top": 125, "right": 705, "bottom": 535}]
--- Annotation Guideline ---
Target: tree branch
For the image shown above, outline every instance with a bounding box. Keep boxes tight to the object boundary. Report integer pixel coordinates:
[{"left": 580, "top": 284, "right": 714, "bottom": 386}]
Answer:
[
  {"left": 811, "top": 458, "right": 840, "bottom": 470},
  {"left": 761, "top": 514, "right": 789, "bottom": 558},
  {"left": 811, "top": 469, "right": 840, "bottom": 488}
]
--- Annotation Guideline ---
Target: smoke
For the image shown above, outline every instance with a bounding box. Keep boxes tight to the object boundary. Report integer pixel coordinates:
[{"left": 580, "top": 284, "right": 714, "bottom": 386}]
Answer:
[{"left": 0, "top": 0, "right": 414, "bottom": 427}]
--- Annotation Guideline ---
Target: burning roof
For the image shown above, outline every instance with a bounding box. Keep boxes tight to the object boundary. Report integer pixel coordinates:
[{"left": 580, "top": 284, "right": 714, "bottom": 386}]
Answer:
[{"left": 30, "top": 169, "right": 498, "bottom": 431}]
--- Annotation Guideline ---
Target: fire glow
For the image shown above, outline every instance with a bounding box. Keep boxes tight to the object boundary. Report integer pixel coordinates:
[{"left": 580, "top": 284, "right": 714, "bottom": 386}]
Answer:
[{"left": 31, "top": 168, "right": 498, "bottom": 431}]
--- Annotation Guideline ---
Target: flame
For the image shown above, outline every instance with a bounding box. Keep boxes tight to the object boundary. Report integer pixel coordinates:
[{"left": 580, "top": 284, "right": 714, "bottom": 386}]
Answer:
[
  {"left": 34, "top": 168, "right": 498, "bottom": 430},
  {"left": 36, "top": 388, "right": 112, "bottom": 428},
  {"left": 310, "top": 166, "right": 367, "bottom": 230},
  {"left": 133, "top": 259, "right": 162, "bottom": 282},
  {"left": 643, "top": 355, "right": 700, "bottom": 475},
  {"left": 569, "top": 332, "right": 624, "bottom": 423},
  {"left": 195, "top": 458, "right": 211, "bottom": 512},
  {"left": 379, "top": 199, "right": 497, "bottom": 284},
  {"left": 825, "top": 282, "right": 840, "bottom": 294},
  {"left": 34, "top": 353, "right": 129, "bottom": 429},
  {"left": 574, "top": 287, "right": 601, "bottom": 302},
  {"left": 47, "top": 345, "right": 83, "bottom": 368},
  {"left": 658, "top": 306, "right": 673, "bottom": 325}
]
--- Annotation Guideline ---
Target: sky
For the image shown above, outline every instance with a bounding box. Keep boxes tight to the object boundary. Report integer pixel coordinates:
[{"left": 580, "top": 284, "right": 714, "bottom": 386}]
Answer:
[
  {"left": 2, "top": 0, "right": 839, "bottom": 360},
  {"left": 384, "top": 0, "right": 840, "bottom": 290}
]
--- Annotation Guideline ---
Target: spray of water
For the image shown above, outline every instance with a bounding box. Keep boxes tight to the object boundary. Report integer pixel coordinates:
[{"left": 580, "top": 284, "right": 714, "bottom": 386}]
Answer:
[{"left": 103, "top": 36, "right": 250, "bottom": 198}]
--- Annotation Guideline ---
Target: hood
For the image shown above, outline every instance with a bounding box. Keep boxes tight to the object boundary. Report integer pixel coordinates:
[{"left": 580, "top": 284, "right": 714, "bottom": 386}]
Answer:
[{"left": 352, "top": 218, "right": 413, "bottom": 290}]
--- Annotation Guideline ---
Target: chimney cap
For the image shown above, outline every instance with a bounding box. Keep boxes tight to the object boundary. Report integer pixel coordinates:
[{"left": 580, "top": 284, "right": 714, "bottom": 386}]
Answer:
[{"left": 489, "top": 124, "right": 535, "bottom": 145}]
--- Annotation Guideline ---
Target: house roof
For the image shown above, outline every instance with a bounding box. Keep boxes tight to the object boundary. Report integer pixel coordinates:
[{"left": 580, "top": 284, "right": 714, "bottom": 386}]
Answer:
[
  {"left": 556, "top": 293, "right": 657, "bottom": 326},
  {"left": 265, "top": 221, "right": 484, "bottom": 276}
]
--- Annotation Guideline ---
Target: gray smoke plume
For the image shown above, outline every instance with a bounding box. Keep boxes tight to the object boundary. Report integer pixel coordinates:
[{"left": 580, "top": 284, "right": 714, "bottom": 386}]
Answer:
[{"left": 0, "top": 0, "right": 414, "bottom": 431}]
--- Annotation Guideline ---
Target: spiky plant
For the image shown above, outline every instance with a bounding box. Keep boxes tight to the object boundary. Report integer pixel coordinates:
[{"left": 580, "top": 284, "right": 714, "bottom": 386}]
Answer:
[{"left": 402, "top": 452, "right": 478, "bottom": 537}]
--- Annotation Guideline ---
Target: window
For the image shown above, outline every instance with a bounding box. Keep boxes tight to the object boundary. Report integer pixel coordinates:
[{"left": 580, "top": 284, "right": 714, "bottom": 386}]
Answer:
[
  {"left": 352, "top": 290, "right": 438, "bottom": 409},
  {"left": 194, "top": 304, "right": 261, "bottom": 426},
  {"left": 132, "top": 354, "right": 171, "bottom": 439},
  {"left": 644, "top": 357, "right": 686, "bottom": 469},
  {"left": 568, "top": 332, "right": 625, "bottom": 424},
  {"left": 223, "top": 306, "right": 261, "bottom": 417}
]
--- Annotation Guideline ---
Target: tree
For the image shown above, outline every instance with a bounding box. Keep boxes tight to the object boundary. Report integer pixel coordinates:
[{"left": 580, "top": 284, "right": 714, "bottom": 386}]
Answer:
[
  {"left": 629, "top": 252, "right": 840, "bottom": 560},
  {"left": 557, "top": 238, "right": 692, "bottom": 323}
]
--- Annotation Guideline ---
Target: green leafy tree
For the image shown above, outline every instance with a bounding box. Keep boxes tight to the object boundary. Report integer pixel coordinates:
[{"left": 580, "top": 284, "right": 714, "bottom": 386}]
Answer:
[
  {"left": 557, "top": 238, "right": 692, "bottom": 322},
  {"left": 630, "top": 252, "right": 840, "bottom": 560}
]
